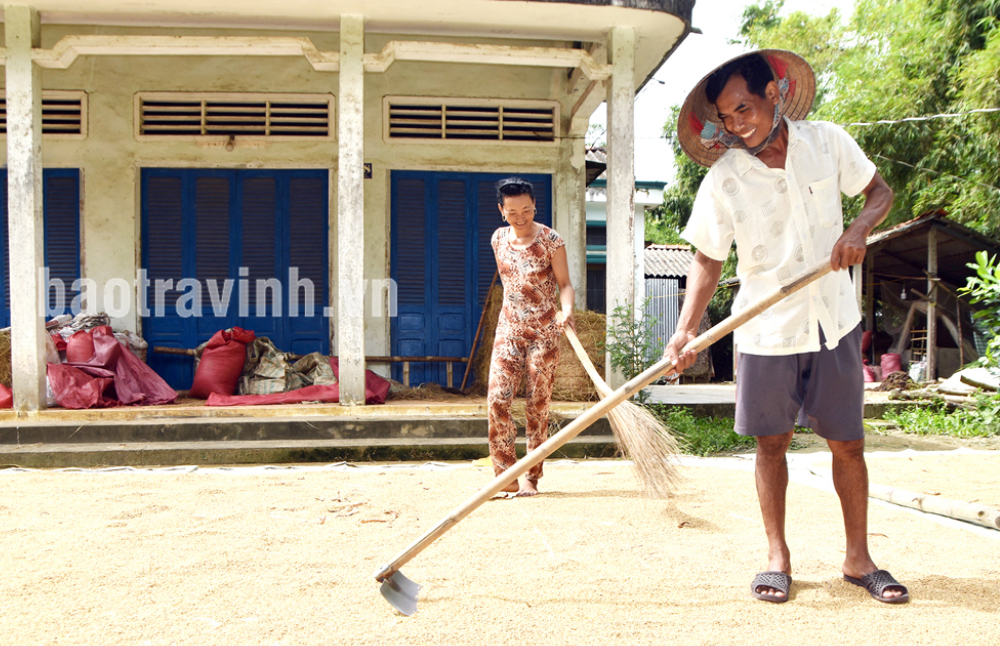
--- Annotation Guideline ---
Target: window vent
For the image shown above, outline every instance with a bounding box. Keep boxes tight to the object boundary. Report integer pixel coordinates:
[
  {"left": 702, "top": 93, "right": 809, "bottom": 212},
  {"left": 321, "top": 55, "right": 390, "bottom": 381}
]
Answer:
[
  {"left": 135, "top": 93, "right": 334, "bottom": 140},
  {"left": 0, "top": 90, "right": 87, "bottom": 138},
  {"left": 385, "top": 97, "right": 558, "bottom": 144}
]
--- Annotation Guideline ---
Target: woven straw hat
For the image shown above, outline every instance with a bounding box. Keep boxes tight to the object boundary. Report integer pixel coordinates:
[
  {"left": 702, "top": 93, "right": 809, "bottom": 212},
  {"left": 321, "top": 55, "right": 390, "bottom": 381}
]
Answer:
[{"left": 677, "top": 50, "right": 816, "bottom": 167}]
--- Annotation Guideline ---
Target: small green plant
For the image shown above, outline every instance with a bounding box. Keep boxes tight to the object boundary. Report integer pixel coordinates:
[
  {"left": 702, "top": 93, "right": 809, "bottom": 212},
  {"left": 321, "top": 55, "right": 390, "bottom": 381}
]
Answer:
[
  {"left": 604, "top": 297, "right": 662, "bottom": 402},
  {"left": 885, "top": 393, "right": 1000, "bottom": 437},
  {"left": 959, "top": 250, "right": 1000, "bottom": 368},
  {"left": 646, "top": 406, "right": 756, "bottom": 456}
]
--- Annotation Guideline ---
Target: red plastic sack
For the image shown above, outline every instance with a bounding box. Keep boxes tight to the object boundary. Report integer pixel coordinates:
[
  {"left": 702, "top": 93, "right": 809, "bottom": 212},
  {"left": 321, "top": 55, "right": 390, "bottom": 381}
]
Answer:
[
  {"left": 47, "top": 363, "right": 117, "bottom": 409},
  {"left": 0, "top": 384, "right": 12, "bottom": 408},
  {"left": 880, "top": 352, "right": 902, "bottom": 377},
  {"left": 863, "top": 364, "right": 876, "bottom": 382},
  {"left": 66, "top": 330, "right": 96, "bottom": 363},
  {"left": 861, "top": 330, "right": 872, "bottom": 354},
  {"left": 50, "top": 334, "right": 67, "bottom": 353},
  {"left": 49, "top": 327, "right": 177, "bottom": 408},
  {"left": 329, "top": 357, "right": 390, "bottom": 405},
  {"left": 206, "top": 384, "right": 341, "bottom": 407},
  {"left": 189, "top": 327, "right": 256, "bottom": 399}
]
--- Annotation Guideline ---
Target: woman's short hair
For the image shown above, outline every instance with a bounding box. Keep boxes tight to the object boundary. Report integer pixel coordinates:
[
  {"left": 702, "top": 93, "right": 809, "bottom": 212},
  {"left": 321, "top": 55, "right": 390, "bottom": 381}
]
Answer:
[{"left": 496, "top": 177, "right": 535, "bottom": 205}]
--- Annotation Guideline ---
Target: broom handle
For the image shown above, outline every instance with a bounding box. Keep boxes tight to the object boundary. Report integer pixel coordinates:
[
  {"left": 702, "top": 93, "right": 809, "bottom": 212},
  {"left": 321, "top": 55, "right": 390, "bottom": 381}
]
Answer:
[
  {"left": 461, "top": 269, "right": 500, "bottom": 391},
  {"left": 560, "top": 316, "right": 613, "bottom": 398},
  {"left": 374, "top": 257, "right": 834, "bottom": 582}
]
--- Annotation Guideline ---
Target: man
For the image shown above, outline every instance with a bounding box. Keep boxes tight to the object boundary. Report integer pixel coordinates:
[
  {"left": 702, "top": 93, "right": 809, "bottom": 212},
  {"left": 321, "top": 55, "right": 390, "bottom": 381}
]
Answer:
[{"left": 665, "top": 51, "right": 908, "bottom": 604}]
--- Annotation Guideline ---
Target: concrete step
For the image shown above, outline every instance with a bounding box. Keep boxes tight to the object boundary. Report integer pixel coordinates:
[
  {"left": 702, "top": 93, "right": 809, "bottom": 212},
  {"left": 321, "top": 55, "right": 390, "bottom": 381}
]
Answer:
[
  {"left": 0, "top": 414, "right": 614, "bottom": 445},
  {"left": 0, "top": 435, "right": 622, "bottom": 469}
]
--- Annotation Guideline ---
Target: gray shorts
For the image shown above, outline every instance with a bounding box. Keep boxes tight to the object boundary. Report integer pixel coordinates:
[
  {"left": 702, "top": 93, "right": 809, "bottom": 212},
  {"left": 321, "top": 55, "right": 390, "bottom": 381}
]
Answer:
[{"left": 735, "top": 324, "right": 864, "bottom": 442}]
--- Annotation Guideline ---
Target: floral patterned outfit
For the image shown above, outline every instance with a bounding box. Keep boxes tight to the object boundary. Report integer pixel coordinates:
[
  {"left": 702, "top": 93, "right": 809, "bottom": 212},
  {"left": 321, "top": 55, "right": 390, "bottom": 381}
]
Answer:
[{"left": 487, "top": 224, "right": 565, "bottom": 483}]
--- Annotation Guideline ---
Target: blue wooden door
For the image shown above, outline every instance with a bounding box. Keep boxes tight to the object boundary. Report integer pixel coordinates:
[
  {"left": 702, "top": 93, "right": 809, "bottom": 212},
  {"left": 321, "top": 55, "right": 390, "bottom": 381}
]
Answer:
[
  {"left": 142, "top": 169, "right": 329, "bottom": 389},
  {"left": 1, "top": 169, "right": 81, "bottom": 327},
  {"left": 390, "top": 171, "right": 551, "bottom": 387}
]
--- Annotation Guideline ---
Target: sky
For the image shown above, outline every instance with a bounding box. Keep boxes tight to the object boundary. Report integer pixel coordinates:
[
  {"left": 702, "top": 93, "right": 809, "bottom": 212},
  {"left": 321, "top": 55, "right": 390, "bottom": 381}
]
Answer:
[{"left": 590, "top": 0, "right": 857, "bottom": 183}]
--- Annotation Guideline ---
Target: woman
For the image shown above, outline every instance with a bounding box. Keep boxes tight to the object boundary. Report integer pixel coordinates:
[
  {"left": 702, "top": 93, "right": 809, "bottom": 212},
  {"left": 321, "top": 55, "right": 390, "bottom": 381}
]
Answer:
[{"left": 488, "top": 177, "right": 575, "bottom": 497}]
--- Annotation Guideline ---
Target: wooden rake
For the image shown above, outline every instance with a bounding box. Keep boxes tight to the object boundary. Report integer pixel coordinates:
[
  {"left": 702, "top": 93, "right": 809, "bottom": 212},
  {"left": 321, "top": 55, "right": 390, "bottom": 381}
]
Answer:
[{"left": 374, "top": 258, "right": 834, "bottom": 615}]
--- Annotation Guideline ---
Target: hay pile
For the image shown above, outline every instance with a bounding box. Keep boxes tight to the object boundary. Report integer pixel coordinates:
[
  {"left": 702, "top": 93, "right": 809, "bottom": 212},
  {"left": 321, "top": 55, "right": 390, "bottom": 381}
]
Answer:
[
  {"left": 0, "top": 330, "right": 11, "bottom": 387},
  {"left": 469, "top": 286, "right": 605, "bottom": 401},
  {"left": 387, "top": 381, "right": 467, "bottom": 401}
]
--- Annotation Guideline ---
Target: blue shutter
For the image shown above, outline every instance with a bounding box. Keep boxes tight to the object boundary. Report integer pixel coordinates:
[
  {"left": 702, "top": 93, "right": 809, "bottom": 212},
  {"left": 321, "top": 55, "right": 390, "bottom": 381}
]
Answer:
[
  {"left": 43, "top": 171, "right": 81, "bottom": 315},
  {"left": 287, "top": 173, "right": 329, "bottom": 355},
  {"left": 391, "top": 176, "right": 430, "bottom": 384},
  {"left": 435, "top": 177, "right": 470, "bottom": 383},
  {"left": 142, "top": 171, "right": 190, "bottom": 388},
  {"left": 194, "top": 175, "right": 232, "bottom": 313},
  {"left": 1, "top": 169, "right": 81, "bottom": 327},
  {"left": 239, "top": 175, "right": 279, "bottom": 341}
]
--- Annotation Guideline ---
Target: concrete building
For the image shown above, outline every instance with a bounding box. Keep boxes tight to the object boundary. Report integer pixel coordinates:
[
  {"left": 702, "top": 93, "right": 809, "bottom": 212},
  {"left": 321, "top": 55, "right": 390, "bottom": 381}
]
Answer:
[{"left": 2, "top": 0, "right": 695, "bottom": 410}]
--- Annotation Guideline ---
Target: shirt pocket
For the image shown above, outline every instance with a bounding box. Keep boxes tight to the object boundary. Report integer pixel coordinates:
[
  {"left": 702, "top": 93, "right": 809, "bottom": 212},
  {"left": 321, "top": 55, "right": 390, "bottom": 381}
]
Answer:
[{"left": 806, "top": 174, "right": 842, "bottom": 228}]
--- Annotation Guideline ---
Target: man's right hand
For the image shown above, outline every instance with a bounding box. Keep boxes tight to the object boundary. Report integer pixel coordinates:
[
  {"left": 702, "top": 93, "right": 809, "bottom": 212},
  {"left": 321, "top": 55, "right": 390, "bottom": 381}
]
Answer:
[{"left": 663, "top": 328, "right": 699, "bottom": 376}]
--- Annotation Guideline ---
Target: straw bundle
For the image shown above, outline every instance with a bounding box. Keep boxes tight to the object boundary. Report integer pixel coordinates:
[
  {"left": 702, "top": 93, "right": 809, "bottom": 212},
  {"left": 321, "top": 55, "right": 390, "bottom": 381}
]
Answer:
[
  {"left": 0, "top": 330, "right": 11, "bottom": 388},
  {"left": 552, "top": 310, "right": 605, "bottom": 402},
  {"left": 388, "top": 381, "right": 468, "bottom": 401}
]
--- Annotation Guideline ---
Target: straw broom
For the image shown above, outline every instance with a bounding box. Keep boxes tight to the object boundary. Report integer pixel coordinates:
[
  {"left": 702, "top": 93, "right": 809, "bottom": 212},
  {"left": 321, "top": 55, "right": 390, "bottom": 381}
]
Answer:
[{"left": 560, "top": 314, "right": 680, "bottom": 497}]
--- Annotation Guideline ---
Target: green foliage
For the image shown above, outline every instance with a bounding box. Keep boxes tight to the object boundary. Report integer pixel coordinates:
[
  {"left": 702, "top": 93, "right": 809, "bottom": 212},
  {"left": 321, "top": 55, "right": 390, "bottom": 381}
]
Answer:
[
  {"left": 708, "top": 0, "right": 1000, "bottom": 235},
  {"left": 885, "top": 394, "right": 1000, "bottom": 436},
  {"left": 645, "top": 406, "right": 756, "bottom": 455},
  {"left": 959, "top": 251, "right": 1000, "bottom": 366},
  {"left": 604, "top": 298, "right": 661, "bottom": 402}
]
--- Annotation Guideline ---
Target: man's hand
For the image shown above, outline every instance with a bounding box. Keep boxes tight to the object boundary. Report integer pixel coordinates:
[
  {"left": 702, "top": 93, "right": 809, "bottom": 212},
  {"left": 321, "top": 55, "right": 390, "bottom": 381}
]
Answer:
[
  {"left": 830, "top": 171, "right": 893, "bottom": 271},
  {"left": 663, "top": 328, "right": 699, "bottom": 376},
  {"left": 830, "top": 224, "right": 868, "bottom": 271}
]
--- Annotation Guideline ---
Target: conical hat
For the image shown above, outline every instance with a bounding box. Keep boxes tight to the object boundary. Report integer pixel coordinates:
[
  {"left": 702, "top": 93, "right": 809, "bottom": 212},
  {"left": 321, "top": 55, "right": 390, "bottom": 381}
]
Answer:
[{"left": 677, "top": 50, "right": 816, "bottom": 167}]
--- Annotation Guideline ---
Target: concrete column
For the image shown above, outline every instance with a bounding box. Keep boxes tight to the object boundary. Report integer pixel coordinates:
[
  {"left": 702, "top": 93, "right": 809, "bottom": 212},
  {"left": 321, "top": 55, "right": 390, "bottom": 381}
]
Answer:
[
  {"left": 5, "top": 5, "right": 47, "bottom": 412},
  {"left": 926, "top": 226, "right": 938, "bottom": 381},
  {"left": 555, "top": 123, "right": 587, "bottom": 310},
  {"left": 605, "top": 25, "right": 636, "bottom": 388},
  {"left": 337, "top": 14, "right": 366, "bottom": 405}
]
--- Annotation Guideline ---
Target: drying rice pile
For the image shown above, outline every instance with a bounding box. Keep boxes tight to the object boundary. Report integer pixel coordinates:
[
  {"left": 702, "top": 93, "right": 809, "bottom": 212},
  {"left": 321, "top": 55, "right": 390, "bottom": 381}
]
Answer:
[{"left": 470, "top": 286, "right": 606, "bottom": 401}]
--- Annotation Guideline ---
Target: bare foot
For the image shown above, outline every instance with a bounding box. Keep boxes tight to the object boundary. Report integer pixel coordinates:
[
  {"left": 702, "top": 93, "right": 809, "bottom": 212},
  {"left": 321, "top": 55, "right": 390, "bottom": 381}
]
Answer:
[
  {"left": 500, "top": 481, "right": 519, "bottom": 493},
  {"left": 515, "top": 480, "right": 539, "bottom": 497}
]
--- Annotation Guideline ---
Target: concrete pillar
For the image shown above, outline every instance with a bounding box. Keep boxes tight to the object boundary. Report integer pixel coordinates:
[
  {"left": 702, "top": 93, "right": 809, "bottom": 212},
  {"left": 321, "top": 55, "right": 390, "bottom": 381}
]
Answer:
[
  {"left": 337, "top": 14, "right": 366, "bottom": 405},
  {"left": 555, "top": 123, "right": 587, "bottom": 310},
  {"left": 926, "top": 226, "right": 938, "bottom": 381},
  {"left": 605, "top": 25, "right": 636, "bottom": 388},
  {"left": 5, "top": 5, "right": 47, "bottom": 412}
]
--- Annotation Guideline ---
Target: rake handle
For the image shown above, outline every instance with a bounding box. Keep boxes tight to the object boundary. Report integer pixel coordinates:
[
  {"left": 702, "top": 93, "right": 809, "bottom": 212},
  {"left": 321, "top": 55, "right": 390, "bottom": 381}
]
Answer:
[{"left": 373, "top": 257, "right": 835, "bottom": 583}]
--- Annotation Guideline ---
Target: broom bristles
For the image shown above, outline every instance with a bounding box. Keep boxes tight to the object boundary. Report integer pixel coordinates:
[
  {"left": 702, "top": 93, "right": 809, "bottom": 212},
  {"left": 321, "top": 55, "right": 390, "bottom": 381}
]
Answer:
[{"left": 606, "top": 400, "right": 681, "bottom": 498}]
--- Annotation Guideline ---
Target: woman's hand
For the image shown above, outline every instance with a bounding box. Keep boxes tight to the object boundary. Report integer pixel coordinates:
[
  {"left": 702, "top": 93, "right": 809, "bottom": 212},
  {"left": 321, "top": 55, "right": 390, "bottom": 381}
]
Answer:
[{"left": 560, "top": 307, "right": 576, "bottom": 334}]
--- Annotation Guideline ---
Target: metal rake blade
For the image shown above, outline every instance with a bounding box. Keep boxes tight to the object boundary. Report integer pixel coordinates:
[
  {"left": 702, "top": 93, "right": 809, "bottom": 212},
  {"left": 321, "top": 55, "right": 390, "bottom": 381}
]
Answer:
[{"left": 379, "top": 570, "right": 422, "bottom": 616}]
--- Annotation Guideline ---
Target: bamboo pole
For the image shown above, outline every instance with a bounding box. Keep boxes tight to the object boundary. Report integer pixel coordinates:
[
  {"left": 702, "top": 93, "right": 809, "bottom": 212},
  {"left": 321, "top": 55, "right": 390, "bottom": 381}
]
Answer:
[{"left": 869, "top": 483, "right": 1000, "bottom": 531}]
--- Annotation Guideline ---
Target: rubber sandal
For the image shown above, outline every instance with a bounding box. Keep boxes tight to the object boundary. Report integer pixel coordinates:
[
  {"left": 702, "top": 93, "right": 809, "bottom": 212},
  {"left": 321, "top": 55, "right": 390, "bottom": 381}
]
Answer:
[
  {"left": 751, "top": 571, "right": 791, "bottom": 603},
  {"left": 843, "top": 569, "right": 910, "bottom": 604}
]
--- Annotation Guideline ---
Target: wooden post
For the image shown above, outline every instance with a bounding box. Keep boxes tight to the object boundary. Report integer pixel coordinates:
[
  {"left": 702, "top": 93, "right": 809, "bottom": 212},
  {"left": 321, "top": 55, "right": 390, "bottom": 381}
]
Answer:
[{"left": 927, "top": 227, "right": 938, "bottom": 380}]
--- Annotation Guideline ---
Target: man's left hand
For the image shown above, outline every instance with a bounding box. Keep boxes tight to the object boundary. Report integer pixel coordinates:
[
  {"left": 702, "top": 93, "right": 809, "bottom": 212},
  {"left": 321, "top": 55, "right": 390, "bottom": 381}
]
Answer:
[{"left": 830, "top": 224, "right": 868, "bottom": 271}]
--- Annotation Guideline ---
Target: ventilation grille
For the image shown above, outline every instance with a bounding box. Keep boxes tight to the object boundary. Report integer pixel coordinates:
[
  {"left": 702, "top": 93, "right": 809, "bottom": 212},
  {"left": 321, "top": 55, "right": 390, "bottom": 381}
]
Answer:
[
  {"left": 0, "top": 91, "right": 86, "bottom": 137},
  {"left": 136, "top": 93, "right": 334, "bottom": 139},
  {"left": 385, "top": 97, "right": 558, "bottom": 144}
]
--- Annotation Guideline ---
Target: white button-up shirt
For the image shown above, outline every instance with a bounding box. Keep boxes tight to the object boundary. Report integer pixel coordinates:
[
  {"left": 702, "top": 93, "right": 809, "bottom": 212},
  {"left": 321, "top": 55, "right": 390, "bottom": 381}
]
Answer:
[{"left": 683, "top": 118, "right": 876, "bottom": 356}]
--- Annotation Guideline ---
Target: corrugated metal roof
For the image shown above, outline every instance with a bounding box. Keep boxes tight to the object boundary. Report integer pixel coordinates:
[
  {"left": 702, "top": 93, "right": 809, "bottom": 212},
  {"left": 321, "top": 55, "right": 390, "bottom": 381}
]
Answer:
[{"left": 644, "top": 243, "right": 692, "bottom": 278}]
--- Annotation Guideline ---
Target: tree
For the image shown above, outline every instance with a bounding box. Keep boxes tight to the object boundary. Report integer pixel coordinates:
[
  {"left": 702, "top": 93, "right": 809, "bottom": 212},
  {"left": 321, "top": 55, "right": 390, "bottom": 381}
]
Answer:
[{"left": 738, "top": 0, "right": 1000, "bottom": 235}]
